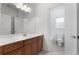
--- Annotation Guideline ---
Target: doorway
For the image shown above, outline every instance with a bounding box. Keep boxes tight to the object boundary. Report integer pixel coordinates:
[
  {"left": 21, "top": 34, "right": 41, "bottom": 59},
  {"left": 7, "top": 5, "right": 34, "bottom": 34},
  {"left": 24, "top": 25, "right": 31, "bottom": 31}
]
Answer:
[{"left": 47, "top": 5, "right": 65, "bottom": 55}]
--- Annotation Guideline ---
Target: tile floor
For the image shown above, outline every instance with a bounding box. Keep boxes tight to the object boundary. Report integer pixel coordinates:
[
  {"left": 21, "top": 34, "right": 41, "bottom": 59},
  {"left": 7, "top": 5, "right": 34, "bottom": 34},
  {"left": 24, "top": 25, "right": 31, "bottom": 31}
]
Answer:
[{"left": 38, "top": 42, "right": 64, "bottom": 55}]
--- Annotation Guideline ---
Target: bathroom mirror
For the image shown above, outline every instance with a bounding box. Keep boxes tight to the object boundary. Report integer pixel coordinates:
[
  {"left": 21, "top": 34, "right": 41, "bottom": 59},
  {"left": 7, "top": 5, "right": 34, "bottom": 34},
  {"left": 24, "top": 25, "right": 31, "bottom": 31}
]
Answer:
[
  {"left": 0, "top": 3, "right": 36, "bottom": 35},
  {"left": 0, "top": 3, "right": 24, "bottom": 35}
]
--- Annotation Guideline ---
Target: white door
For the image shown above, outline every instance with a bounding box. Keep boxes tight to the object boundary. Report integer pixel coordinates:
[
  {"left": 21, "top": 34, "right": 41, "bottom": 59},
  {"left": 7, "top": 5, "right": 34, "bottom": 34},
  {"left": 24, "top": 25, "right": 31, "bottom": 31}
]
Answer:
[{"left": 64, "top": 3, "right": 77, "bottom": 55}]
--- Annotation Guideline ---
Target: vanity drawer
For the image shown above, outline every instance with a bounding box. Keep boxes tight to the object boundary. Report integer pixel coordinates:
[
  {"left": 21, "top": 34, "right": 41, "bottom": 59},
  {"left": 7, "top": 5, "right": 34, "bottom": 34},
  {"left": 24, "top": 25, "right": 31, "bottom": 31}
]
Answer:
[
  {"left": 3, "top": 41, "right": 23, "bottom": 54},
  {"left": 24, "top": 38, "right": 37, "bottom": 45},
  {"left": 24, "top": 39, "right": 32, "bottom": 45}
]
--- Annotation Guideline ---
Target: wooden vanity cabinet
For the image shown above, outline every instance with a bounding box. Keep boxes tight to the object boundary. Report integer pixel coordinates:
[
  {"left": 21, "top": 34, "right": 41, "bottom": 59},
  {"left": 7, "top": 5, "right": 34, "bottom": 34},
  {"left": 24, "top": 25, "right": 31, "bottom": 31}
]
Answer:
[
  {"left": 0, "top": 35, "right": 43, "bottom": 55},
  {"left": 0, "top": 47, "right": 3, "bottom": 55}
]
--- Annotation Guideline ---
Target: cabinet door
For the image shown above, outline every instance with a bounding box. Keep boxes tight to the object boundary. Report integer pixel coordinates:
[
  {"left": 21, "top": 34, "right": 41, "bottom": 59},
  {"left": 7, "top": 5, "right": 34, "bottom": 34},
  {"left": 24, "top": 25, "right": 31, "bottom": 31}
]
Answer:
[
  {"left": 0, "top": 47, "right": 2, "bottom": 55},
  {"left": 3, "top": 41, "right": 23, "bottom": 54},
  {"left": 31, "top": 40, "right": 38, "bottom": 55},
  {"left": 6, "top": 48, "right": 23, "bottom": 55},
  {"left": 3, "top": 43, "right": 15, "bottom": 54},
  {"left": 24, "top": 44, "right": 32, "bottom": 55},
  {"left": 37, "top": 36, "right": 43, "bottom": 52}
]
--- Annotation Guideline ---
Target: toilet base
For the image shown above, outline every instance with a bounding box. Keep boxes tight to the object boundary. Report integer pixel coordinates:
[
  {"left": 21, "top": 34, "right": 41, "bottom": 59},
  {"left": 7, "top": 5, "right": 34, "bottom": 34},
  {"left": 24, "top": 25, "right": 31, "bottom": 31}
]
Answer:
[
  {"left": 58, "top": 43, "right": 63, "bottom": 47},
  {"left": 56, "top": 40, "right": 63, "bottom": 47}
]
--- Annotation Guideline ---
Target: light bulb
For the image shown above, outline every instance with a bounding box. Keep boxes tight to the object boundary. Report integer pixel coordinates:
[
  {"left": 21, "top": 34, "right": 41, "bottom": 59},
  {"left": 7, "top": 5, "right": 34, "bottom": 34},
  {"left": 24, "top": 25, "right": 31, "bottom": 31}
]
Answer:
[
  {"left": 27, "top": 7, "right": 31, "bottom": 12},
  {"left": 27, "top": 7, "right": 31, "bottom": 10},
  {"left": 16, "top": 5, "right": 21, "bottom": 8},
  {"left": 25, "top": 9, "right": 28, "bottom": 12},
  {"left": 24, "top": 5, "right": 27, "bottom": 9},
  {"left": 21, "top": 6, "right": 25, "bottom": 10}
]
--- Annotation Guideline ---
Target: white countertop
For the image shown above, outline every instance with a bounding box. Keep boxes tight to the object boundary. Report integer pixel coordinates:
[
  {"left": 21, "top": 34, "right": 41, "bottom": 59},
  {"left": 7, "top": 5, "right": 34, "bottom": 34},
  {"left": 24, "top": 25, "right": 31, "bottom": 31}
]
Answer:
[{"left": 0, "top": 33, "right": 43, "bottom": 46}]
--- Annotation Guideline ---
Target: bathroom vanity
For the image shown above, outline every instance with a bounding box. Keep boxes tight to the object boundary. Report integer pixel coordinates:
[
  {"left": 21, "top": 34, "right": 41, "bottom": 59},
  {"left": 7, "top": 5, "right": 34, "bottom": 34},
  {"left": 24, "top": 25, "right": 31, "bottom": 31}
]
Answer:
[{"left": 0, "top": 34, "right": 43, "bottom": 55}]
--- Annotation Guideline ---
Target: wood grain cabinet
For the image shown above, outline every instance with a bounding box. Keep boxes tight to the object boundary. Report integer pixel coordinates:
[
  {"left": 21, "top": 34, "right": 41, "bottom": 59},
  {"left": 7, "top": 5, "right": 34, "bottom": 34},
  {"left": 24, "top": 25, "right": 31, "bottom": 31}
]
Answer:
[
  {"left": 0, "top": 47, "right": 3, "bottom": 55},
  {"left": 23, "top": 39, "right": 32, "bottom": 55},
  {"left": 31, "top": 40, "right": 38, "bottom": 55},
  {"left": 37, "top": 36, "right": 43, "bottom": 52},
  {"left": 24, "top": 44, "right": 32, "bottom": 55},
  {"left": 6, "top": 48, "right": 24, "bottom": 55},
  {"left": 0, "top": 35, "right": 43, "bottom": 55},
  {"left": 3, "top": 41, "right": 23, "bottom": 54},
  {"left": 3, "top": 43, "right": 16, "bottom": 54}
]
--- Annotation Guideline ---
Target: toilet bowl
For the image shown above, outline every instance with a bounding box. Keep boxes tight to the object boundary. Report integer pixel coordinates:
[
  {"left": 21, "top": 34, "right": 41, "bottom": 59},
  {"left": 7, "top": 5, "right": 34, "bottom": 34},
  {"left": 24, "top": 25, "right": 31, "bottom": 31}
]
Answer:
[{"left": 57, "top": 39, "right": 63, "bottom": 47}]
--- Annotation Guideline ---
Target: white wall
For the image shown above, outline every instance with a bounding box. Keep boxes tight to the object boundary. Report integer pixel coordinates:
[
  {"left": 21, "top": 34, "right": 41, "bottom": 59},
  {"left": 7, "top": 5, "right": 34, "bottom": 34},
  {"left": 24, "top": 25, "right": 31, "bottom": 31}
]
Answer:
[{"left": 35, "top": 4, "right": 52, "bottom": 51}]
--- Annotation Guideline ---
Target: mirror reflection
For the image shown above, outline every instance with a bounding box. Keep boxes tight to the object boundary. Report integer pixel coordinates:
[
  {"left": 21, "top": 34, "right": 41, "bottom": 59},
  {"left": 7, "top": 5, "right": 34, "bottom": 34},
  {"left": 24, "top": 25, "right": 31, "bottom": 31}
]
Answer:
[{"left": 0, "top": 3, "right": 34, "bottom": 35}]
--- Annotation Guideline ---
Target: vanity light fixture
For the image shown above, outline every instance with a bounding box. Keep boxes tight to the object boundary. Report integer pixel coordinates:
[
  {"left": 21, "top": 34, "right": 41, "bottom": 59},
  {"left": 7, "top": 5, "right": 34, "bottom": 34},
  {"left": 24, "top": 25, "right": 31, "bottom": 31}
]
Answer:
[
  {"left": 13, "top": 3, "right": 31, "bottom": 12},
  {"left": 25, "top": 7, "right": 31, "bottom": 12}
]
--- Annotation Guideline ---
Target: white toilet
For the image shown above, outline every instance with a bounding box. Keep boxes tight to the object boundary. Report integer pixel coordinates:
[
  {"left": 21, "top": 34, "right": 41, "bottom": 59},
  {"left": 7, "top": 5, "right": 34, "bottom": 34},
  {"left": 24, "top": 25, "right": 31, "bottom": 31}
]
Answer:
[
  {"left": 57, "top": 39, "right": 63, "bottom": 47},
  {"left": 55, "top": 33, "right": 64, "bottom": 47},
  {"left": 56, "top": 35, "right": 64, "bottom": 47}
]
